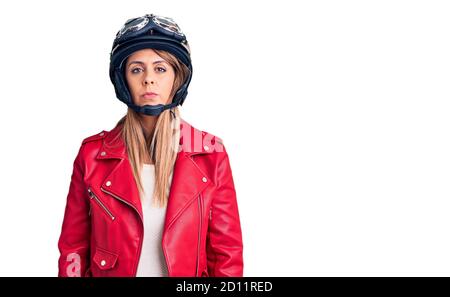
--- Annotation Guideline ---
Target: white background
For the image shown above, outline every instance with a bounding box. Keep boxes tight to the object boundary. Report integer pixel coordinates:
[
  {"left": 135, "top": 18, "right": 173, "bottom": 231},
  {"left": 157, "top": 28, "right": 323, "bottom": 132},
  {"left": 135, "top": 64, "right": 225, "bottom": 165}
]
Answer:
[{"left": 0, "top": 0, "right": 449, "bottom": 276}]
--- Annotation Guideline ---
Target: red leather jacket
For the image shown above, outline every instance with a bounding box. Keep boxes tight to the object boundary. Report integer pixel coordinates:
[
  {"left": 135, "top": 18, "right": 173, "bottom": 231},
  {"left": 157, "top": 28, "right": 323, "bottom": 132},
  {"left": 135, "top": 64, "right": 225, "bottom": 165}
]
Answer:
[{"left": 58, "top": 119, "right": 243, "bottom": 277}]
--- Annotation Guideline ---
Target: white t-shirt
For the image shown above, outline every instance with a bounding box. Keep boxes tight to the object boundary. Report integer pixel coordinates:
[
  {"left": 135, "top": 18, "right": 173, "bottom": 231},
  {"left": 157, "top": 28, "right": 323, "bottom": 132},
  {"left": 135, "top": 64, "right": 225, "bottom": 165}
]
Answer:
[{"left": 135, "top": 164, "right": 169, "bottom": 277}]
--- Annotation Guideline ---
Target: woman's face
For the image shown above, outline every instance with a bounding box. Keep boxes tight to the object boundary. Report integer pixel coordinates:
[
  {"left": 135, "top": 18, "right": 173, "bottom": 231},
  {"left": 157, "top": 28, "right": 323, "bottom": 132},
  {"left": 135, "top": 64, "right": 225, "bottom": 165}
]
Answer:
[{"left": 125, "top": 49, "right": 175, "bottom": 106}]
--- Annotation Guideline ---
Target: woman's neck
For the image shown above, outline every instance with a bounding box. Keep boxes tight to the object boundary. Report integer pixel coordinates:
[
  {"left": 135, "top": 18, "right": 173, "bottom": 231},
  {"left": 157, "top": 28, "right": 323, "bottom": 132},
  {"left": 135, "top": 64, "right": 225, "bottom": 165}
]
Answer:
[{"left": 140, "top": 114, "right": 158, "bottom": 139}]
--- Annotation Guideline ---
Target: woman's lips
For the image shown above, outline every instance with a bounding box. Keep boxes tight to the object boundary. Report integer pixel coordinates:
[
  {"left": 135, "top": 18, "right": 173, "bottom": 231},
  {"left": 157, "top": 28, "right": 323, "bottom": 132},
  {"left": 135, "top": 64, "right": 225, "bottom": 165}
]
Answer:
[{"left": 142, "top": 92, "right": 158, "bottom": 99}]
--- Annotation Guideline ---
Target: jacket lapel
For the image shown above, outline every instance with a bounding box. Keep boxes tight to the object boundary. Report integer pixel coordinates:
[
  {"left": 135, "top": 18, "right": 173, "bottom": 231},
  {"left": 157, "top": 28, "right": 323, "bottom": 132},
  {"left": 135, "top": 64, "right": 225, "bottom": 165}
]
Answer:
[
  {"left": 164, "top": 119, "right": 215, "bottom": 229},
  {"left": 95, "top": 125, "right": 144, "bottom": 219},
  {"left": 164, "top": 151, "right": 211, "bottom": 230}
]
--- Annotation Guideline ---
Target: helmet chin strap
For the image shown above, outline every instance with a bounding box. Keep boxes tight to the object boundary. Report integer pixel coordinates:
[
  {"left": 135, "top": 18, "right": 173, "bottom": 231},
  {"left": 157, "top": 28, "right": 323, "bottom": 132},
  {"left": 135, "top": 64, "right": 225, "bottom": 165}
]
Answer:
[{"left": 128, "top": 101, "right": 179, "bottom": 116}]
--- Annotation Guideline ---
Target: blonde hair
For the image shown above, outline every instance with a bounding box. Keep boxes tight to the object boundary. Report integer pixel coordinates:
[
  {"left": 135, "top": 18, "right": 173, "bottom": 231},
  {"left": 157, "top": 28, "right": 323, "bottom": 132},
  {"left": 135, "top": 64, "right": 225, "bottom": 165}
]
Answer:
[{"left": 115, "top": 49, "right": 190, "bottom": 208}]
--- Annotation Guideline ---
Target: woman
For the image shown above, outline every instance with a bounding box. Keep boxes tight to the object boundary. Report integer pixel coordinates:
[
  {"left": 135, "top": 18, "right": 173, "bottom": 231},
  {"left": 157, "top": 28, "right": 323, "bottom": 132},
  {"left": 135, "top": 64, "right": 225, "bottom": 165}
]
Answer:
[{"left": 57, "top": 14, "right": 243, "bottom": 277}]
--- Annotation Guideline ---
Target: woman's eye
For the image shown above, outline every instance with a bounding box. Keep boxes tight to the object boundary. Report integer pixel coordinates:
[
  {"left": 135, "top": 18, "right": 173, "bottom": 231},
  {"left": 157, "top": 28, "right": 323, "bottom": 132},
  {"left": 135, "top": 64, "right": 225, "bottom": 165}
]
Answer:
[
  {"left": 156, "top": 67, "right": 166, "bottom": 73},
  {"left": 131, "top": 68, "right": 143, "bottom": 73}
]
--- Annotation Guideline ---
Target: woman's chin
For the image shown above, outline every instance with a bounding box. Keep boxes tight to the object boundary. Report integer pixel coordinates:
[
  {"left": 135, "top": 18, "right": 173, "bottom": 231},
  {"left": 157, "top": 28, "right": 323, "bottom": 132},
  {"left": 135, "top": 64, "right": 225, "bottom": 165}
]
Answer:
[{"left": 140, "top": 99, "right": 161, "bottom": 105}]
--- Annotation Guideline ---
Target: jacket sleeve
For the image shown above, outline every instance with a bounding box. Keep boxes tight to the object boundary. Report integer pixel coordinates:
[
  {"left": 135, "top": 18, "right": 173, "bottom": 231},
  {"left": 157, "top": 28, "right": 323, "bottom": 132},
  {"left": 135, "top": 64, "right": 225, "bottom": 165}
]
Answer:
[
  {"left": 206, "top": 147, "right": 244, "bottom": 276},
  {"left": 57, "top": 143, "right": 91, "bottom": 277}
]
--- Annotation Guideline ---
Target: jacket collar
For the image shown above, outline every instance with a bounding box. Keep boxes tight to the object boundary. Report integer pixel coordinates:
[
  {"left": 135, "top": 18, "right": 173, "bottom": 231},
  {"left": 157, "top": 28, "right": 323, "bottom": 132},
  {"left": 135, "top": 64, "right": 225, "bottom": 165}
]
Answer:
[
  {"left": 94, "top": 118, "right": 214, "bottom": 229},
  {"left": 97, "top": 118, "right": 213, "bottom": 160}
]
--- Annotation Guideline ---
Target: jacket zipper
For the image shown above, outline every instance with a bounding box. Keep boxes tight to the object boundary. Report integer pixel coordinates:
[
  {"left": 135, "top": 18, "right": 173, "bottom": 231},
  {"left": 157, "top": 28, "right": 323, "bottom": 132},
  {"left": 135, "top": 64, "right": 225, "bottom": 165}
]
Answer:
[
  {"left": 196, "top": 194, "right": 203, "bottom": 276},
  {"left": 100, "top": 187, "right": 145, "bottom": 276},
  {"left": 87, "top": 187, "right": 115, "bottom": 221}
]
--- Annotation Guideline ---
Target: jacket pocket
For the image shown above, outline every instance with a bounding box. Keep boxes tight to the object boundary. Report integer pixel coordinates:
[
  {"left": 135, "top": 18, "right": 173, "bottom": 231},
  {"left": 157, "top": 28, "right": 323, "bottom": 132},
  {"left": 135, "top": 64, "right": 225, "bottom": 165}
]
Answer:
[
  {"left": 93, "top": 247, "right": 119, "bottom": 270},
  {"left": 87, "top": 187, "right": 115, "bottom": 221}
]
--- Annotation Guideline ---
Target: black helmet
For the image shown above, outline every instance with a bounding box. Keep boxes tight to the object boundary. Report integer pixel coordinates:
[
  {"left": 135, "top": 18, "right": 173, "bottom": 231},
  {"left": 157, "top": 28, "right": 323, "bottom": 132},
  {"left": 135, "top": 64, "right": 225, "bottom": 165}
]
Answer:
[{"left": 109, "top": 14, "right": 192, "bottom": 116}]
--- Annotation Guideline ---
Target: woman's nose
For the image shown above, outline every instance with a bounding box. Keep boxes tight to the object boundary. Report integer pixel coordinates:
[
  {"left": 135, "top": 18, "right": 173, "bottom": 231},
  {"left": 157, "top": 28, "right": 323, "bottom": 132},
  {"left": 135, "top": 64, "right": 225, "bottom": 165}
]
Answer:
[{"left": 143, "top": 73, "right": 155, "bottom": 85}]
